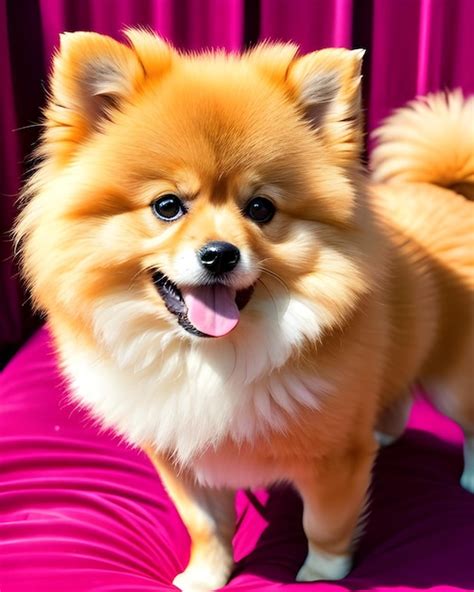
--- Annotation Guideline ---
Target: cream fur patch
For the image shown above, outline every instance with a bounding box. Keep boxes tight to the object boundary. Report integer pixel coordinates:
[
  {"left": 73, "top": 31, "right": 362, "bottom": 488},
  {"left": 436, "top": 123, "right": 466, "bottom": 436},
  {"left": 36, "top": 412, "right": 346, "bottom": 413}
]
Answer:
[
  {"left": 296, "top": 546, "right": 352, "bottom": 581},
  {"left": 173, "top": 565, "right": 228, "bottom": 592},
  {"left": 461, "top": 436, "right": 474, "bottom": 494},
  {"left": 374, "top": 431, "right": 397, "bottom": 447}
]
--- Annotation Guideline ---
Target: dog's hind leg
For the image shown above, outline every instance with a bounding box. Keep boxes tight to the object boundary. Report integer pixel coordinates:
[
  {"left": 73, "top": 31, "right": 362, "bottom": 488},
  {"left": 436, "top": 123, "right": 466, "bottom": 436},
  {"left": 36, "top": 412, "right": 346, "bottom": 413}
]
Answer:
[
  {"left": 421, "top": 353, "right": 474, "bottom": 493},
  {"left": 461, "top": 434, "right": 474, "bottom": 493},
  {"left": 375, "top": 393, "right": 412, "bottom": 447}
]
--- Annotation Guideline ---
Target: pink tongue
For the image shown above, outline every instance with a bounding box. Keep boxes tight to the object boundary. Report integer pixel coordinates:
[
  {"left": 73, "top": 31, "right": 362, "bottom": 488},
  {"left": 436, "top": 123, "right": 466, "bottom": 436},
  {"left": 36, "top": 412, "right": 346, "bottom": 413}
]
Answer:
[{"left": 182, "top": 285, "right": 240, "bottom": 337}]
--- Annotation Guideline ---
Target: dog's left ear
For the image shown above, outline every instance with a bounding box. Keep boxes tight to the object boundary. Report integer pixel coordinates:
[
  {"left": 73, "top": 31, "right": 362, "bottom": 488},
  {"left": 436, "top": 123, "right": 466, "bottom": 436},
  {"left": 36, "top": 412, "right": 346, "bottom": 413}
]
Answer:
[{"left": 287, "top": 48, "right": 364, "bottom": 165}]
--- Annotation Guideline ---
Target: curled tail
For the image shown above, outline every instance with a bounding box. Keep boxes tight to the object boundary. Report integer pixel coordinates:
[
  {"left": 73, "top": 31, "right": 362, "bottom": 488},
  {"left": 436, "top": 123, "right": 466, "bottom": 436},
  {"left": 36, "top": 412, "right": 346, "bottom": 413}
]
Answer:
[{"left": 371, "top": 90, "right": 474, "bottom": 200}]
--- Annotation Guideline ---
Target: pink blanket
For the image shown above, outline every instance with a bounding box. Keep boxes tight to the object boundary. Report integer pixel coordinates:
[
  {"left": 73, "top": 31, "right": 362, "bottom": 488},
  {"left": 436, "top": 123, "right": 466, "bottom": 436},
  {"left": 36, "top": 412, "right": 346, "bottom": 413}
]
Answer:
[{"left": 1, "top": 328, "right": 473, "bottom": 591}]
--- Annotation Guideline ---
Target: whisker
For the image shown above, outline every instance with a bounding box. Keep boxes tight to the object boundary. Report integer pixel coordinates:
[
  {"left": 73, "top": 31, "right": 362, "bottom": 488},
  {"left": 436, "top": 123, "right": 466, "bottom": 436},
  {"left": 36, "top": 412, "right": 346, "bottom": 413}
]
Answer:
[
  {"left": 223, "top": 340, "right": 238, "bottom": 384},
  {"left": 258, "top": 277, "right": 279, "bottom": 318},
  {"left": 13, "top": 123, "right": 44, "bottom": 132},
  {"left": 259, "top": 265, "right": 290, "bottom": 296},
  {"left": 128, "top": 265, "right": 155, "bottom": 292}
]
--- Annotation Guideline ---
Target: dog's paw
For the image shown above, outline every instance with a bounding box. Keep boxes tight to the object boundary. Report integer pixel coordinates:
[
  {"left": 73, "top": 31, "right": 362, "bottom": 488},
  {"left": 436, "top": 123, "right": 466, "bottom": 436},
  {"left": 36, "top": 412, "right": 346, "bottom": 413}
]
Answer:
[
  {"left": 461, "top": 437, "right": 474, "bottom": 494},
  {"left": 461, "top": 467, "right": 474, "bottom": 493},
  {"left": 296, "top": 549, "right": 351, "bottom": 582},
  {"left": 374, "top": 431, "right": 398, "bottom": 447},
  {"left": 173, "top": 566, "right": 228, "bottom": 592}
]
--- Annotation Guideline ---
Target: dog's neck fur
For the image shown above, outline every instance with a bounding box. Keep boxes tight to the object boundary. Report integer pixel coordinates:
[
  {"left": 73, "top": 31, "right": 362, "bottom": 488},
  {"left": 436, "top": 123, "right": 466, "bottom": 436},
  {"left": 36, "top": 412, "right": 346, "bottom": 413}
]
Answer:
[{"left": 55, "top": 284, "right": 345, "bottom": 466}]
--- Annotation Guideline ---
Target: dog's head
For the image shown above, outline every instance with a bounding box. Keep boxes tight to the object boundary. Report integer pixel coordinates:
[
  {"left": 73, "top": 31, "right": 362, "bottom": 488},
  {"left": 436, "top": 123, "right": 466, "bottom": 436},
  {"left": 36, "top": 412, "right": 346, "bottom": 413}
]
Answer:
[{"left": 17, "top": 30, "right": 372, "bottom": 374}]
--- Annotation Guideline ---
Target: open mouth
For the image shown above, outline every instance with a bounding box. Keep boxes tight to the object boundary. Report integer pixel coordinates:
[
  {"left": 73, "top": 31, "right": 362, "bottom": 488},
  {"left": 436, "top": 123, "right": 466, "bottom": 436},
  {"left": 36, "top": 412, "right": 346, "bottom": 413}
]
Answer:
[{"left": 152, "top": 270, "right": 255, "bottom": 338}]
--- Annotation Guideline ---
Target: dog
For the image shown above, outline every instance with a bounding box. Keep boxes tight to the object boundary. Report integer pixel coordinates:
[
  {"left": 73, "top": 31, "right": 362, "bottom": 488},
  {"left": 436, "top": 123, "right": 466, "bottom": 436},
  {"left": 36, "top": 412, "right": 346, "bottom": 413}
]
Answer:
[{"left": 15, "top": 29, "right": 473, "bottom": 591}]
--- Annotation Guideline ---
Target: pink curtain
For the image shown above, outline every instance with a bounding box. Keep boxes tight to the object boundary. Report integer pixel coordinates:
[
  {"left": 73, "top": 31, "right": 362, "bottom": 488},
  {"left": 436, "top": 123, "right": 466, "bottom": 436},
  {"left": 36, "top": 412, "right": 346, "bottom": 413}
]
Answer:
[{"left": 1, "top": 0, "right": 473, "bottom": 363}]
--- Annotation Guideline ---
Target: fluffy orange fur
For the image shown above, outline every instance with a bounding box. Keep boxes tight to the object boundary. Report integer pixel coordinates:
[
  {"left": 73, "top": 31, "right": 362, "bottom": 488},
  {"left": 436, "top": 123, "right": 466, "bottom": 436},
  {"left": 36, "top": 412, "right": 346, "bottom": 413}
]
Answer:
[{"left": 15, "top": 30, "right": 473, "bottom": 591}]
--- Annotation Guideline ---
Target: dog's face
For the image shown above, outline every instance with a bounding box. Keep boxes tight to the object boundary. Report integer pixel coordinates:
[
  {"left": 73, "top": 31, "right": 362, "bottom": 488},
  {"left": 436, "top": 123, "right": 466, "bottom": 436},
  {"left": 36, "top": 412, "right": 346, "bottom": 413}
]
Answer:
[{"left": 18, "top": 31, "right": 371, "bottom": 371}]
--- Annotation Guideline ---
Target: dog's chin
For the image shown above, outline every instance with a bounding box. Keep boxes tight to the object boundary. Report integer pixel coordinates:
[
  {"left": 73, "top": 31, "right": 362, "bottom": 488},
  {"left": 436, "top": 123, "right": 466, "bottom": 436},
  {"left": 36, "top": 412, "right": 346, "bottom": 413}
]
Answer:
[{"left": 151, "top": 270, "right": 255, "bottom": 338}]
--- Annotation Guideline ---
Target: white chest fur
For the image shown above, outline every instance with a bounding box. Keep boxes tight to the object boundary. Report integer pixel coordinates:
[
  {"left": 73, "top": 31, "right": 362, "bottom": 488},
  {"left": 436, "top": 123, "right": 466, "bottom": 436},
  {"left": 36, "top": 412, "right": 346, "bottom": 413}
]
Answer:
[
  {"left": 59, "top": 288, "right": 332, "bottom": 471},
  {"left": 61, "top": 340, "right": 333, "bottom": 473}
]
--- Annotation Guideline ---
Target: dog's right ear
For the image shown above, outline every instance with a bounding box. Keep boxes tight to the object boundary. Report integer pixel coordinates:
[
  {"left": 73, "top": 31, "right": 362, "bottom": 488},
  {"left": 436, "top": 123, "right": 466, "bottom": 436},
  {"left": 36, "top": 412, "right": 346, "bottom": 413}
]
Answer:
[
  {"left": 44, "top": 30, "right": 172, "bottom": 165},
  {"left": 286, "top": 48, "right": 364, "bottom": 166},
  {"left": 47, "top": 32, "right": 144, "bottom": 150}
]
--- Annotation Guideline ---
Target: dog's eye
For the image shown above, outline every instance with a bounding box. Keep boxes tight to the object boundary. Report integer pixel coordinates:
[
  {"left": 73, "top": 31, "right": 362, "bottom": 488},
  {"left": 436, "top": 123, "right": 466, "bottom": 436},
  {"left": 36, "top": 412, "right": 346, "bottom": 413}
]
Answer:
[
  {"left": 151, "top": 194, "right": 186, "bottom": 221},
  {"left": 244, "top": 197, "right": 276, "bottom": 224}
]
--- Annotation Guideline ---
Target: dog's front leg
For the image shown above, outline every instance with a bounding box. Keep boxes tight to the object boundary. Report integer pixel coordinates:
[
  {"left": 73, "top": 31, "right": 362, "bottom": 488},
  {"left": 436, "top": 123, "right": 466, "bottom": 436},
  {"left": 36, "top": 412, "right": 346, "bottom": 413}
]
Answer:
[
  {"left": 294, "top": 439, "right": 376, "bottom": 582},
  {"left": 145, "top": 448, "right": 235, "bottom": 592}
]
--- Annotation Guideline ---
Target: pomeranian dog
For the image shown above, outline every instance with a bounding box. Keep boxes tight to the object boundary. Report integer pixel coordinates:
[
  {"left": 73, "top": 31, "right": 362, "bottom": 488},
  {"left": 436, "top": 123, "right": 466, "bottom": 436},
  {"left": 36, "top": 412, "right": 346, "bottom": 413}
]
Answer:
[{"left": 16, "top": 29, "right": 473, "bottom": 591}]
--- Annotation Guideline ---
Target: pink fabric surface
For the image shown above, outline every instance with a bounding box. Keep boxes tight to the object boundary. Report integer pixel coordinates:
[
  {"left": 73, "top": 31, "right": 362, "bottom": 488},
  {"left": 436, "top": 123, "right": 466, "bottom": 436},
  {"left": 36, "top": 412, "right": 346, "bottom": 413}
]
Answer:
[{"left": 1, "top": 327, "right": 473, "bottom": 591}]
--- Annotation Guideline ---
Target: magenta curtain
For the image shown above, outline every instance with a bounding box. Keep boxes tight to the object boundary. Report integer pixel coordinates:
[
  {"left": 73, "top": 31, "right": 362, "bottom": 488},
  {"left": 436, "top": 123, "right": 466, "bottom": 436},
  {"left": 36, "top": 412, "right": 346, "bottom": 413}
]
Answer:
[{"left": 1, "top": 0, "right": 473, "bottom": 364}]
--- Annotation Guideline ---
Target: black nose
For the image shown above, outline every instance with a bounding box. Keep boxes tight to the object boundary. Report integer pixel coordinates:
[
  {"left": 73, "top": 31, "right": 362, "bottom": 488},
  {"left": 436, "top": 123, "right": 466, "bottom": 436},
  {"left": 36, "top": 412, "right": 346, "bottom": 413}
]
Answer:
[{"left": 199, "top": 241, "right": 240, "bottom": 274}]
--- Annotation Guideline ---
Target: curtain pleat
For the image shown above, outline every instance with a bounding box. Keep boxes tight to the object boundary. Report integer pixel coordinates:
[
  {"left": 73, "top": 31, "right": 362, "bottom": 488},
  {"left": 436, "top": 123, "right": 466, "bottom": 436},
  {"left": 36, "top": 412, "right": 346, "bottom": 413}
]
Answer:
[
  {"left": 367, "top": 0, "right": 474, "bottom": 145},
  {"left": 1, "top": 0, "right": 473, "bottom": 362},
  {"left": 260, "top": 0, "right": 354, "bottom": 51},
  {"left": 0, "top": 0, "right": 22, "bottom": 357}
]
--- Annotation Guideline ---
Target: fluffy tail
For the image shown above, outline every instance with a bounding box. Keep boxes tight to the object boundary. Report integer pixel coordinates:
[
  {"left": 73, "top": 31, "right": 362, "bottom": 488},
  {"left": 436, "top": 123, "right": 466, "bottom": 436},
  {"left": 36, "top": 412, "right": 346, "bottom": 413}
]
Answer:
[{"left": 371, "top": 90, "right": 474, "bottom": 200}]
